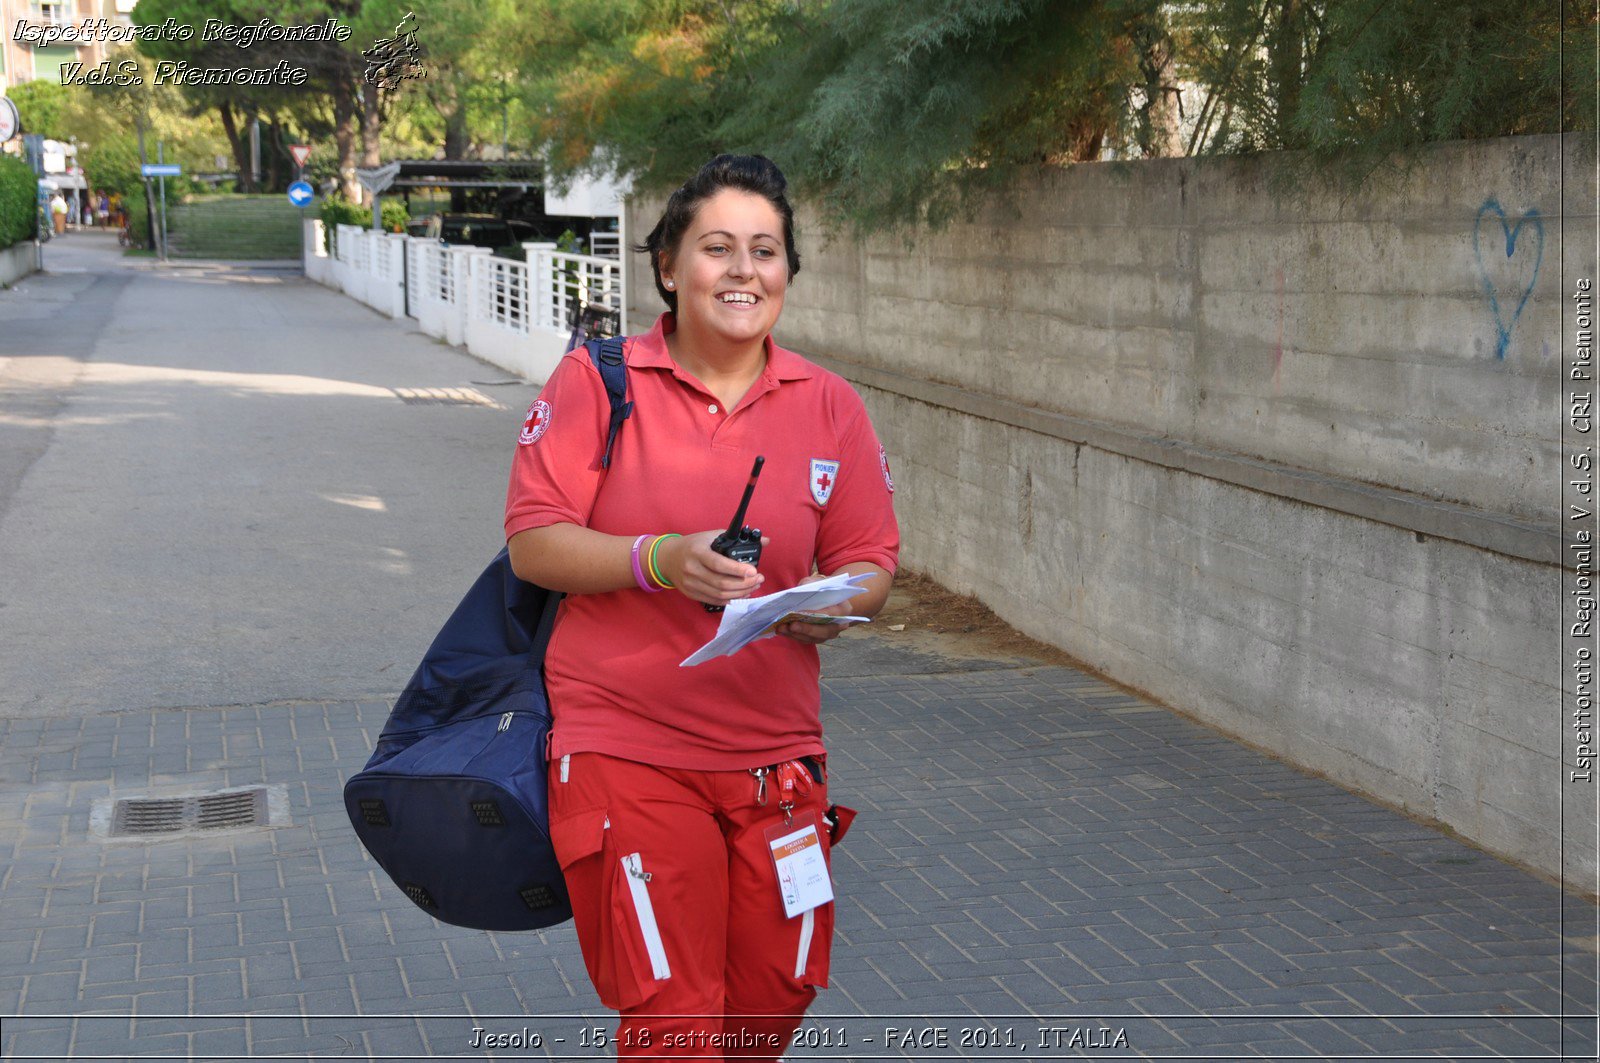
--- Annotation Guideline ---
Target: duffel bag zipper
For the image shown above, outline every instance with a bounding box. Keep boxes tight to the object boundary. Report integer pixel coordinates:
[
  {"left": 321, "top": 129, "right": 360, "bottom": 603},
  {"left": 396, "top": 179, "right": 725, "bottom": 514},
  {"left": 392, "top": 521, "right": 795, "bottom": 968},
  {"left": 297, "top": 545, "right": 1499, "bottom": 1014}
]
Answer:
[
  {"left": 454, "top": 712, "right": 522, "bottom": 774},
  {"left": 376, "top": 704, "right": 544, "bottom": 745}
]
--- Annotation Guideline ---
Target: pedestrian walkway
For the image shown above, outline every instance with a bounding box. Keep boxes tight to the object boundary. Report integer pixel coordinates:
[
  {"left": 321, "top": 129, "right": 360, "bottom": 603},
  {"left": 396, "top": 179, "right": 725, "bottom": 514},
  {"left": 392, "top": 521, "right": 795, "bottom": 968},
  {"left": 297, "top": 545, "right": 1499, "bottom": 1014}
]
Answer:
[
  {"left": 0, "top": 654, "right": 1593, "bottom": 1060},
  {"left": 0, "top": 241, "right": 1594, "bottom": 1061}
]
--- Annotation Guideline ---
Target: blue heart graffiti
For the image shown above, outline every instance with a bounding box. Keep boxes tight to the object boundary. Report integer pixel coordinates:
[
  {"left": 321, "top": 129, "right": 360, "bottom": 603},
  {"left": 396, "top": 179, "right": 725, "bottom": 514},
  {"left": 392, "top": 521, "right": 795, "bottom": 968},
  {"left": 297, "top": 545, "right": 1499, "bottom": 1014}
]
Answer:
[{"left": 1473, "top": 197, "right": 1543, "bottom": 360}]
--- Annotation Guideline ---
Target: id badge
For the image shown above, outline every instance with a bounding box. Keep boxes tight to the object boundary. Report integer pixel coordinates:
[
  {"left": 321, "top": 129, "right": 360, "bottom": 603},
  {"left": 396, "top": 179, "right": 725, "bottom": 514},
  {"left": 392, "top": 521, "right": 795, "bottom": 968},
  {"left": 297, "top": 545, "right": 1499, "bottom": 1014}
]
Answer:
[{"left": 764, "top": 815, "right": 834, "bottom": 918}]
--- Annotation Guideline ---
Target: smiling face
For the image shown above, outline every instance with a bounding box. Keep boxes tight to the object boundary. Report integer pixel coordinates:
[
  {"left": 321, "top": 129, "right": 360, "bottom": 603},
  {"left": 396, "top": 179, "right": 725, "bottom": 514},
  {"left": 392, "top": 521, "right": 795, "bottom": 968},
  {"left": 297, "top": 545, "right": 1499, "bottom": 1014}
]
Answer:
[{"left": 660, "top": 189, "right": 789, "bottom": 351}]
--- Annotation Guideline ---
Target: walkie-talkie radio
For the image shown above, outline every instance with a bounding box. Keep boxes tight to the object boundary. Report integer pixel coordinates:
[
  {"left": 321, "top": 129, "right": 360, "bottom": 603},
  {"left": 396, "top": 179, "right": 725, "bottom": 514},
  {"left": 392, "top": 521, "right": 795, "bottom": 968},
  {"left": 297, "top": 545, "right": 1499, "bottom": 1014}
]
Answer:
[{"left": 706, "top": 456, "right": 765, "bottom": 613}]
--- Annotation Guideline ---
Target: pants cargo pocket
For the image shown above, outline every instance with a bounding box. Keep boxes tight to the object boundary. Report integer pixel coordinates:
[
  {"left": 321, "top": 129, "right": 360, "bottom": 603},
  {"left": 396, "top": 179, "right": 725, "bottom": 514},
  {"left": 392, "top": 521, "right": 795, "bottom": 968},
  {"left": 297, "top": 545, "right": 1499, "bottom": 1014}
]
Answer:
[
  {"left": 550, "top": 806, "right": 666, "bottom": 1011},
  {"left": 795, "top": 838, "right": 835, "bottom": 991},
  {"left": 798, "top": 791, "right": 837, "bottom": 990}
]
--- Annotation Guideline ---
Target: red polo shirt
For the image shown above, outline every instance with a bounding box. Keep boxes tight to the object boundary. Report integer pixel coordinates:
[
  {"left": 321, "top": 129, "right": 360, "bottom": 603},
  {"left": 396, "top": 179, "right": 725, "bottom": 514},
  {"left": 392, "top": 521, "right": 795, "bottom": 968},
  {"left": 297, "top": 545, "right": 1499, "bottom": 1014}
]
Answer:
[{"left": 505, "top": 313, "right": 899, "bottom": 770}]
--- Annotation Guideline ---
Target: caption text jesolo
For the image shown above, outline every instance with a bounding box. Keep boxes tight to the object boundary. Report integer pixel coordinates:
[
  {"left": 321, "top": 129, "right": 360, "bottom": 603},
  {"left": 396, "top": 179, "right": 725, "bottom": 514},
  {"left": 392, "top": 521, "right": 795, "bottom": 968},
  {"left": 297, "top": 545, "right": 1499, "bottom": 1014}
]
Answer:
[
  {"left": 469, "top": 1022, "right": 1131, "bottom": 1053},
  {"left": 11, "top": 18, "right": 349, "bottom": 88}
]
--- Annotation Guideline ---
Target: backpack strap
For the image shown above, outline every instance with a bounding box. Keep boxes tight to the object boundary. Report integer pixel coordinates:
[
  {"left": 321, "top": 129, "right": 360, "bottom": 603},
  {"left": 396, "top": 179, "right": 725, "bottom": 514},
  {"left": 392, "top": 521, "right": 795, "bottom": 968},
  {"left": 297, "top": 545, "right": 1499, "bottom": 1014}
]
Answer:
[{"left": 585, "top": 336, "right": 632, "bottom": 469}]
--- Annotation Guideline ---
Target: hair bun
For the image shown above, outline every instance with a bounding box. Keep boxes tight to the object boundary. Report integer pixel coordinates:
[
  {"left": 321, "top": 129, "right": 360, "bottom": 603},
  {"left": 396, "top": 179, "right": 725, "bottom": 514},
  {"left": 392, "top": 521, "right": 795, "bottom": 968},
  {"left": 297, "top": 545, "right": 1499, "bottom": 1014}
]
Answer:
[{"left": 635, "top": 155, "right": 803, "bottom": 312}]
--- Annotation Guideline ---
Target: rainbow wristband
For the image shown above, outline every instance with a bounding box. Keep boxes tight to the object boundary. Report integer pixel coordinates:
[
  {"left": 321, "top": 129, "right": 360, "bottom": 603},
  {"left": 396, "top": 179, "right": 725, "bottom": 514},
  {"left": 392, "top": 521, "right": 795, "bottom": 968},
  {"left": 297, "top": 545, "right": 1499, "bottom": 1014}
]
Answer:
[
  {"left": 647, "top": 534, "right": 680, "bottom": 590},
  {"left": 630, "top": 534, "right": 659, "bottom": 593}
]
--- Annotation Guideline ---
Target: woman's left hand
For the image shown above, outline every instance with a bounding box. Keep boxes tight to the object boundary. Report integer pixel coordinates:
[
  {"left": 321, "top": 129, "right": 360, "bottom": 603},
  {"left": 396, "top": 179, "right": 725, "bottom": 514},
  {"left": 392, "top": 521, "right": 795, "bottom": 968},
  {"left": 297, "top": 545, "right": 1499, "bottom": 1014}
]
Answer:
[{"left": 773, "top": 574, "right": 862, "bottom": 645}]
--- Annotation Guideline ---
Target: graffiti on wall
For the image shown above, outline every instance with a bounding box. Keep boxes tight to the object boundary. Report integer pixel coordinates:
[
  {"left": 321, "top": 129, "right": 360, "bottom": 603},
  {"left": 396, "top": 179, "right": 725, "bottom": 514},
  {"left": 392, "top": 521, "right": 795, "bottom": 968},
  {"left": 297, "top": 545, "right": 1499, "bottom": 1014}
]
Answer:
[{"left": 1473, "top": 198, "right": 1544, "bottom": 360}]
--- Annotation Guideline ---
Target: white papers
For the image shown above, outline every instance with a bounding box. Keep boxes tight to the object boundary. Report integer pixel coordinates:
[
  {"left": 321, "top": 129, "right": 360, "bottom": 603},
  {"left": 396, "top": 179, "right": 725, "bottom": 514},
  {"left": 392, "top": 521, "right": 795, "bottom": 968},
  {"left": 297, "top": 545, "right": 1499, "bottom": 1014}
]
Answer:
[{"left": 680, "top": 572, "right": 877, "bottom": 667}]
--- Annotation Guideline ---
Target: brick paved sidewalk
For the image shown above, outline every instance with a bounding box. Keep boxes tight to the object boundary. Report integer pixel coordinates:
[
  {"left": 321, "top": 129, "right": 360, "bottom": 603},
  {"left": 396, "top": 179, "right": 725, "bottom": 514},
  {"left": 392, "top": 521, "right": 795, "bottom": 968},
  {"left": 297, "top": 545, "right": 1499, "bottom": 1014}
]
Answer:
[{"left": 0, "top": 636, "right": 1594, "bottom": 1061}]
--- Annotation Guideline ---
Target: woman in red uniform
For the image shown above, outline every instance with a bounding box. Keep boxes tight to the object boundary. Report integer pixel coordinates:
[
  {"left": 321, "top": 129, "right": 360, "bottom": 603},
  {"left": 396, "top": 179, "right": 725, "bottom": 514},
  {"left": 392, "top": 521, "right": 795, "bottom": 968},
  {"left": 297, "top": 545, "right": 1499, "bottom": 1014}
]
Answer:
[{"left": 505, "top": 155, "right": 899, "bottom": 1059}]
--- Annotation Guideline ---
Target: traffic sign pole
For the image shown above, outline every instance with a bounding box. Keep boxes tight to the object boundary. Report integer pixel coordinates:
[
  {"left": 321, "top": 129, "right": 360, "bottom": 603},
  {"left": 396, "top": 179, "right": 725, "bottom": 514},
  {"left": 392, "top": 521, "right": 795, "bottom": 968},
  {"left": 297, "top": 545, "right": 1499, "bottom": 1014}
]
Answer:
[
  {"left": 157, "top": 142, "right": 167, "bottom": 261},
  {"left": 137, "top": 160, "right": 182, "bottom": 258}
]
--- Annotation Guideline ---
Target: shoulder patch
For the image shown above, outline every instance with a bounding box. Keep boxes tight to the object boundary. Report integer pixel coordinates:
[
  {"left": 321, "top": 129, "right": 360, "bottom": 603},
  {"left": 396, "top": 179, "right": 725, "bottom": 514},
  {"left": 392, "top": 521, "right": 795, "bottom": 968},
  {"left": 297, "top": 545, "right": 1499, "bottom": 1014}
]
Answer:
[
  {"left": 810, "top": 459, "right": 840, "bottom": 506},
  {"left": 519, "top": 399, "right": 552, "bottom": 445},
  {"left": 878, "top": 444, "right": 895, "bottom": 493}
]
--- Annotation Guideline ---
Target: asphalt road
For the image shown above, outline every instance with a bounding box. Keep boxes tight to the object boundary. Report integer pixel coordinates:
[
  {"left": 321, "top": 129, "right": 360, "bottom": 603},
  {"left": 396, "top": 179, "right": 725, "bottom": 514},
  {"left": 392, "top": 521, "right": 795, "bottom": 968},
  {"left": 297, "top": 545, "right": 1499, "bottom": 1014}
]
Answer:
[{"left": 0, "top": 231, "right": 534, "bottom": 718}]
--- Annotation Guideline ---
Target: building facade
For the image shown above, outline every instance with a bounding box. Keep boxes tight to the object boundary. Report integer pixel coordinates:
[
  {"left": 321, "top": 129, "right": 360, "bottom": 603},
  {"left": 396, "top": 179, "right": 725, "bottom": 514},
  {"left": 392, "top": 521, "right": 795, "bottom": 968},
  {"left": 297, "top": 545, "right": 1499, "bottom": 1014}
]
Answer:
[{"left": 1, "top": 0, "right": 139, "bottom": 90}]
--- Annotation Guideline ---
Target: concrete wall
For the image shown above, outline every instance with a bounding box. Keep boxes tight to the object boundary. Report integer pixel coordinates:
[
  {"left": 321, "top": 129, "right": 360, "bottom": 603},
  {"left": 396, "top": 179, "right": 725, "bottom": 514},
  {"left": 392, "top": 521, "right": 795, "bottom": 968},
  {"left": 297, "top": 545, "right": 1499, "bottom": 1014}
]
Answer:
[
  {"left": 774, "top": 139, "right": 1565, "bottom": 525},
  {"left": 626, "top": 134, "right": 1595, "bottom": 882},
  {"left": 0, "top": 239, "right": 37, "bottom": 287}
]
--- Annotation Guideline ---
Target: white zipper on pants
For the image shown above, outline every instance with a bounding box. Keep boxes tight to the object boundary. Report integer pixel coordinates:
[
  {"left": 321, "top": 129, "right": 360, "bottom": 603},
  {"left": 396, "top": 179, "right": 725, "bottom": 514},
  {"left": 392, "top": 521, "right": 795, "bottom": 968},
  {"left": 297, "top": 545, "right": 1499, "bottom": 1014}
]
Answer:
[
  {"left": 621, "top": 852, "right": 671, "bottom": 980},
  {"left": 794, "top": 907, "right": 815, "bottom": 978},
  {"left": 559, "top": 754, "right": 570, "bottom": 783}
]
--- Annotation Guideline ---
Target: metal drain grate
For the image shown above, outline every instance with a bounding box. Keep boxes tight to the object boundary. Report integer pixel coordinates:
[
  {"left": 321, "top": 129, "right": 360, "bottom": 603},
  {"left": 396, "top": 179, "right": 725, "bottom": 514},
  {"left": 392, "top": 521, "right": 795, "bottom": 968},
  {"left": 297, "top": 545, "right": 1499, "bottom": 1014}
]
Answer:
[
  {"left": 95, "top": 784, "right": 287, "bottom": 840},
  {"left": 391, "top": 386, "right": 503, "bottom": 409}
]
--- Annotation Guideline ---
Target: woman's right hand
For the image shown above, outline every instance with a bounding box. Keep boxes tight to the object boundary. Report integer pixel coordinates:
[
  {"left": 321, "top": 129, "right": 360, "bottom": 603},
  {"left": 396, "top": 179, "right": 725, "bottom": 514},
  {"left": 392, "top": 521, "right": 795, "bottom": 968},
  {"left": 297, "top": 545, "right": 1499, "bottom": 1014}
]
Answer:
[{"left": 658, "top": 531, "right": 769, "bottom": 607}]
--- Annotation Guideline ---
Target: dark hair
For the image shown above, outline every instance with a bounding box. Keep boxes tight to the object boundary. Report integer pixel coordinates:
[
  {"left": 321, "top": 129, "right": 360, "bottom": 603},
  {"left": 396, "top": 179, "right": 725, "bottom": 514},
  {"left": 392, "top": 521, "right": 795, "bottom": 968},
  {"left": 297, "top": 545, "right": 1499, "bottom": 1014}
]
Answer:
[{"left": 637, "top": 154, "right": 801, "bottom": 312}]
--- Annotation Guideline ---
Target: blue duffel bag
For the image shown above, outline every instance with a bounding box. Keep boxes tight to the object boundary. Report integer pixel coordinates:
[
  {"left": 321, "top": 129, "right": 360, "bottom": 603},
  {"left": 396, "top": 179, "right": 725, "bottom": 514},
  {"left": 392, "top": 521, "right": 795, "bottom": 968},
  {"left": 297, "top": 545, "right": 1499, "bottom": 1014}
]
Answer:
[{"left": 344, "top": 337, "right": 631, "bottom": 932}]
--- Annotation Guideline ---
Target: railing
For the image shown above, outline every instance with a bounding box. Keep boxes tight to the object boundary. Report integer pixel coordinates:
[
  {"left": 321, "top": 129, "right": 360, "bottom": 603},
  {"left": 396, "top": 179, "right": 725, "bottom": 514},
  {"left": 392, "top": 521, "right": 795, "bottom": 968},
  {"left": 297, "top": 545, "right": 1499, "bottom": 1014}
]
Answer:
[
  {"left": 319, "top": 224, "right": 404, "bottom": 319},
  {"left": 526, "top": 249, "right": 623, "bottom": 335},
  {"left": 304, "top": 224, "right": 625, "bottom": 383},
  {"left": 479, "top": 255, "right": 530, "bottom": 334},
  {"left": 419, "top": 241, "right": 453, "bottom": 304},
  {"left": 588, "top": 231, "right": 621, "bottom": 259}
]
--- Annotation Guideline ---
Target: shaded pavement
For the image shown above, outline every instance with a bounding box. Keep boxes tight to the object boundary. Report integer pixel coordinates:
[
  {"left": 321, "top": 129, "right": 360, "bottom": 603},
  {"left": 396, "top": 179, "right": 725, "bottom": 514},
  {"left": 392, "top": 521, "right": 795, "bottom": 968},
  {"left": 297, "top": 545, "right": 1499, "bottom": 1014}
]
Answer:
[{"left": 0, "top": 234, "right": 1594, "bottom": 1061}]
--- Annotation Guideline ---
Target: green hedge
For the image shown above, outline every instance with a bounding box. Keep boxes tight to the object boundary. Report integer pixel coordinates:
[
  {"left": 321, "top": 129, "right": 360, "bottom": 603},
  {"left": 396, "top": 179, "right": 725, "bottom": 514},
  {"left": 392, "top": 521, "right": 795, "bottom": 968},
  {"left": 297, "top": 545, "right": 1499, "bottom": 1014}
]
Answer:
[
  {"left": 380, "top": 198, "right": 408, "bottom": 234},
  {"left": 318, "top": 197, "right": 369, "bottom": 253},
  {"left": 0, "top": 154, "right": 38, "bottom": 250},
  {"left": 124, "top": 193, "right": 151, "bottom": 250}
]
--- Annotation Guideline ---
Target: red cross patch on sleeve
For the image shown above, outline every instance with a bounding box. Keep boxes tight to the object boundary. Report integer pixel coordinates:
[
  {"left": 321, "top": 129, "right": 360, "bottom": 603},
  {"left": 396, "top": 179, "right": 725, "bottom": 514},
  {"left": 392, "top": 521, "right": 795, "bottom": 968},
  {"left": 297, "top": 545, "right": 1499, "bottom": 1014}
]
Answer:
[
  {"left": 518, "top": 399, "right": 552, "bottom": 445},
  {"left": 809, "top": 459, "right": 840, "bottom": 506}
]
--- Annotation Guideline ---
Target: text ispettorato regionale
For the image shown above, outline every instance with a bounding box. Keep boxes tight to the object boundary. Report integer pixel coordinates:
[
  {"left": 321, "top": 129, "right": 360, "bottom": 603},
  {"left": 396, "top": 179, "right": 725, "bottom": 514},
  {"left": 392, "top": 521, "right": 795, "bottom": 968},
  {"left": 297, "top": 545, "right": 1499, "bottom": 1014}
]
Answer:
[{"left": 11, "top": 17, "right": 351, "bottom": 49}]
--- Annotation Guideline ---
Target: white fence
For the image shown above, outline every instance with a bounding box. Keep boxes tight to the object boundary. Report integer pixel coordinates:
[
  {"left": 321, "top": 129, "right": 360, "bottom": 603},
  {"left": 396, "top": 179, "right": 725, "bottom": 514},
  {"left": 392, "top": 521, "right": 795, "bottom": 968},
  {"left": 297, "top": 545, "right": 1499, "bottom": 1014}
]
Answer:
[
  {"left": 301, "top": 219, "right": 625, "bottom": 383},
  {"left": 525, "top": 248, "right": 625, "bottom": 335}
]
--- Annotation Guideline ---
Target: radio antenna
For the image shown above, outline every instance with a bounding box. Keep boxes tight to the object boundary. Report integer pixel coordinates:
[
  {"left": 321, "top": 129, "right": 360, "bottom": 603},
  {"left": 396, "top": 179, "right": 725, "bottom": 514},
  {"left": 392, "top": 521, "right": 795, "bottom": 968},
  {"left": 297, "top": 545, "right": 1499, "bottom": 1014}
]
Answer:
[{"left": 725, "top": 456, "right": 764, "bottom": 536}]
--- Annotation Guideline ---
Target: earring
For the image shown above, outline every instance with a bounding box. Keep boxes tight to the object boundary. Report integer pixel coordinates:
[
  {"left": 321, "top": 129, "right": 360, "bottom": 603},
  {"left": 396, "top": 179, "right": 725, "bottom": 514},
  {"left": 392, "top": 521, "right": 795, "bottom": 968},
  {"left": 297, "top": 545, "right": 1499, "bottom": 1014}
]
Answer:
[{"left": 664, "top": 280, "right": 674, "bottom": 289}]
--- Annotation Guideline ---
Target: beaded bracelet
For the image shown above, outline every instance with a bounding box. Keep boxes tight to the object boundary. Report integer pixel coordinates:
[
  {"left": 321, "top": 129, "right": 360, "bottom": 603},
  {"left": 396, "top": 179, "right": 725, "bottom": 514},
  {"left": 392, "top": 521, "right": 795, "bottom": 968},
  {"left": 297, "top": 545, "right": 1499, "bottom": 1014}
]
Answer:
[
  {"left": 630, "top": 534, "right": 659, "bottom": 593},
  {"left": 647, "top": 533, "right": 681, "bottom": 590}
]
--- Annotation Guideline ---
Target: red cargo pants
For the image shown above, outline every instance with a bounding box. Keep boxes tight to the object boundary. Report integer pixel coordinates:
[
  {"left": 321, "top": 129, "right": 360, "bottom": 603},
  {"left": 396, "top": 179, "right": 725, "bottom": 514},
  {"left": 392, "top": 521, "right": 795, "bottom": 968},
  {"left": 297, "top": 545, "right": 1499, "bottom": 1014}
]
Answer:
[{"left": 549, "top": 751, "right": 835, "bottom": 1060}]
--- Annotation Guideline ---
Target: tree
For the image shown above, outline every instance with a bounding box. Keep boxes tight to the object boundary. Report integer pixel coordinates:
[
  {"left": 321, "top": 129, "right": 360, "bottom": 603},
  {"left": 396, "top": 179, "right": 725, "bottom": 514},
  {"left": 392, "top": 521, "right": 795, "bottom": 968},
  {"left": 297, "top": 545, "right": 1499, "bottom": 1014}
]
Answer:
[
  {"left": 108, "top": 0, "right": 1578, "bottom": 232},
  {"left": 5, "top": 79, "right": 74, "bottom": 141},
  {"left": 132, "top": 0, "right": 368, "bottom": 196},
  {"left": 73, "top": 50, "right": 173, "bottom": 248},
  {"left": 1174, "top": 0, "right": 1591, "bottom": 168},
  {"left": 516, "top": 0, "right": 1174, "bottom": 231}
]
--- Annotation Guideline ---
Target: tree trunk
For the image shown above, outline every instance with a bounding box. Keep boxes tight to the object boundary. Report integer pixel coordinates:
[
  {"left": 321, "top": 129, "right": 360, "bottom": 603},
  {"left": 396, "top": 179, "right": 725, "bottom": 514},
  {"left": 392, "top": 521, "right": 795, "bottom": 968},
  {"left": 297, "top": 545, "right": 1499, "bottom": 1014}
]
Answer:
[
  {"left": 263, "top": 119, "right": 282, "bottom": 193},
  {"left": 432, "top": 74, "right": 467, "bottom": 160},
  {"left": 1138, "top": 27, "right": 1181, "bottom": 157},
  {"left": 334, "top": 74, "right": 360, "bottom": 203},
  {"left": 217, "top": 101, "right": 254, "bottom": 192},
  {"left": 134, "top": 111, "right": 159, "bottom": 252}
]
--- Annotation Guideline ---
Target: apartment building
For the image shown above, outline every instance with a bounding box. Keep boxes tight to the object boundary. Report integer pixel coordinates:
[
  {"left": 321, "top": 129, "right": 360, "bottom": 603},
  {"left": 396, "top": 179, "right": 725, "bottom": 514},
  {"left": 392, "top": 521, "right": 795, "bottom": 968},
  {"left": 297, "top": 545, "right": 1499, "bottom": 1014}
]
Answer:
[{"left": 1, "top": 0, "right": 139, "bottom": 90}]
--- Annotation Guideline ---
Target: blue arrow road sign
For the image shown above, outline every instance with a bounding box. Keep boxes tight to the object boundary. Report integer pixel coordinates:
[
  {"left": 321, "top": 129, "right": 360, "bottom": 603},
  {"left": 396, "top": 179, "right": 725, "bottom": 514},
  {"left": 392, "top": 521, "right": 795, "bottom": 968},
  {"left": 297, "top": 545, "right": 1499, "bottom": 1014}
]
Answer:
[
  {"left": 140, "top": 163, "right": 181, "bottom": 177},
  {"left": 287, "top": 181, "right": 314, "bottom": 207}
]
